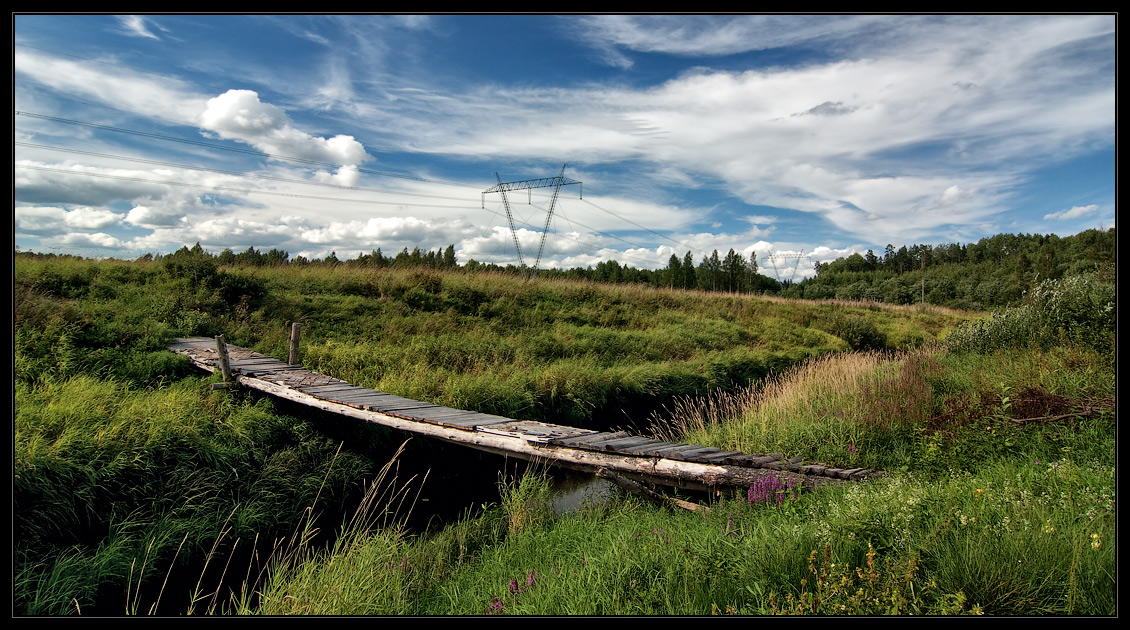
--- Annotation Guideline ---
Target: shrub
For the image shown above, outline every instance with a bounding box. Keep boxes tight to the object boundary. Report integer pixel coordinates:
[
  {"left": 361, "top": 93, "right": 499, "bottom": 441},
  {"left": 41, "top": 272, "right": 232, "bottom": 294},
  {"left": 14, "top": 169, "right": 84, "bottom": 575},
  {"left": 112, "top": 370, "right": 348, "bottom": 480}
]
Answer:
[
  {"left": 828, "top": 315, "right": 887, "bottom": 351},
  {"left": 945, "top": 272, "right": 1115, "bottom": 354}
]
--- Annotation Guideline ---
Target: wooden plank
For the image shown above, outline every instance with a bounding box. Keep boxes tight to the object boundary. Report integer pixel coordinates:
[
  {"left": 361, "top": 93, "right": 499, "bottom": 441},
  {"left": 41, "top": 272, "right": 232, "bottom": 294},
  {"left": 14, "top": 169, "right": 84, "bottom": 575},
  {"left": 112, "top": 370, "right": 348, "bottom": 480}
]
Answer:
[
  {"left": 615, "top": 439, "right": 673, "bottom": 455},
  {"left": 308, "top": 389, "right": 375, "bottom": 401},
  {"left": 599, "top": 436, "right": 665, "bottom": 452},
  {"left": 299, "top": 383, "right": 361, "bottom": 394},
  {"left": 715, "top": 454, "right": 758, "bottom": 467},
  {"left": 424, "top": 413, "right": 516, "bottom": 428},
  {"left": 577, "top": 433, "right": 647, "bottom": 451},
  {"left": 364, "top": 397, "right": 443, "bottom": 412},
  {"left": 168, "top": 339, "right": 214, "bottom": 351},
  {"left": 395, "top": 406, "right": 477, "bottom": 420},
  {"left": 743, "top": 455, "right": 785, "bottom": 466},
  {"left": 331, "top": 395, "right": 396, "bottom": 409},
  {"left": 695, "top": 451, "right": 746, "bottom": 463},
  {"left": 326, "top": 391, "right": 390, "bottom": 403},
  {"left": 666, "top": 446, "right": 723, "bottom": 461},
  {"left": 402, "top": 406, "right": 475, "bottom": 417},
  {"left": 230, "top": 357, "right": 287, "bottom": 364},
  {"left": 636, "top": 443, "right": 691, "bottom": 457},
  {"left": 477, "top": 420, "right": 598, "bottom": 441},
  {"left": 550, "top": 431, "right": 631, "bottom": 448}
]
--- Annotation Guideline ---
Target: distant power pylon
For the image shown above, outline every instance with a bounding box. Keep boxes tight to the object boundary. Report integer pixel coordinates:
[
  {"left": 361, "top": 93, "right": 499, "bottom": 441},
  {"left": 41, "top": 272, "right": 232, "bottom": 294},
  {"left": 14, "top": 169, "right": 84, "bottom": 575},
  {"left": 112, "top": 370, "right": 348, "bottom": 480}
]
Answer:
[
  {"left": 483, "top": 164, "right": 581, "bottom": 277},
  {"left": 762, "top": 251, "right": 806, "bottom": 285}
]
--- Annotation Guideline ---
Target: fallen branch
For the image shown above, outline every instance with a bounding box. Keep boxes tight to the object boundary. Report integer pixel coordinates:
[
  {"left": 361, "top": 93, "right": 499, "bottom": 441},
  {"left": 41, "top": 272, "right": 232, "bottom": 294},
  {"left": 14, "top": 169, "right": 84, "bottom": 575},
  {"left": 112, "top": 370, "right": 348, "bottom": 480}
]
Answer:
[
  {"left": 596, "top": 468, "right": 710, "bottom": 515},
  {"left": 1008, "top": 409, "right": 1096, "bottom": 425}
]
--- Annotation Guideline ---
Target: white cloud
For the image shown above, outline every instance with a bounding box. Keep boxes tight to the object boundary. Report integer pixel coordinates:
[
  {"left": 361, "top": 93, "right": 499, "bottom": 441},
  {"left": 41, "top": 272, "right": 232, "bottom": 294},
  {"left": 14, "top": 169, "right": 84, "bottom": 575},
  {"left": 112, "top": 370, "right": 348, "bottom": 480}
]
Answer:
[
  {"left": 125, "top": 205, "right": 186, "bottom": 228},
  {"left": 200, "top": 89, "right": 371, "bottom": 167},
  {"left": 574, "top": 15, "right": 883, "bottom": 60},
  {"left": 1043, "top": 204, "right": 1098, "bottom": 221},
  {"left": 14, "top": 50, "right": 208, "bottom": 125},
  {"left": 57, "top": 232, "right": 126, "bottom": 249},
  {"left": 118, "top": 16, "right": 161, "bottom": 39},
  {"left": 15, "top": 206, "right": 66, "bottom": 233},
  {"left": 15, "top": 205, "right": 123, "bottom": 232},
  {"left": 64, "top": 207, "right": 123, "bottom": 229}
]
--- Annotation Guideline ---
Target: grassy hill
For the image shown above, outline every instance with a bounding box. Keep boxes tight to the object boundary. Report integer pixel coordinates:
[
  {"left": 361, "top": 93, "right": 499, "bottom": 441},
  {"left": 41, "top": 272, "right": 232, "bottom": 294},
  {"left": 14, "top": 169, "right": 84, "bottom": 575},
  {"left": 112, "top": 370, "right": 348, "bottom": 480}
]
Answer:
[{"left": 13, "top": 252, "right": 1115, "bottom": 615}]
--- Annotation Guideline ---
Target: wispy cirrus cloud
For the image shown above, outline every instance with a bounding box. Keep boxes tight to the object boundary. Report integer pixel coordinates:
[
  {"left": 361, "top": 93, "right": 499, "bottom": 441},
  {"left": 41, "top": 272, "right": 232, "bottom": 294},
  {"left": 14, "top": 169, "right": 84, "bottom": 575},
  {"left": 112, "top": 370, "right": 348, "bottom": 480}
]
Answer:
[{"left": 117, "top": 15, "right": 162, "bottom": 40}]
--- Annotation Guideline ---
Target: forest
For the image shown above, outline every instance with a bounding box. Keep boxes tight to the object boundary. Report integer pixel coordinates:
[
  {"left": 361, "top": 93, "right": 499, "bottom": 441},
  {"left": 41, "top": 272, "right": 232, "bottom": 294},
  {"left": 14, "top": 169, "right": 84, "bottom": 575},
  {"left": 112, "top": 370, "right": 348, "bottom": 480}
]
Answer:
[{"left": 92, "top": 227, "right": 1114, "bottom": 311}]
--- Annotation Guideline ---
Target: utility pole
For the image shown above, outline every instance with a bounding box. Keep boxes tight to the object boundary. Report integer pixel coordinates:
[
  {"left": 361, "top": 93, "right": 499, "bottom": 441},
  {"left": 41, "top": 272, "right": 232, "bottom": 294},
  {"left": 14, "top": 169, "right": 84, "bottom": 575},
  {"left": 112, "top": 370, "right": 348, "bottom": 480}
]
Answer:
[
  {"left": 921, "top": 249, "right": 926, "bottom": 305},
  {"left": 483, "top": 164, "right": 581, "bottom": 278}
]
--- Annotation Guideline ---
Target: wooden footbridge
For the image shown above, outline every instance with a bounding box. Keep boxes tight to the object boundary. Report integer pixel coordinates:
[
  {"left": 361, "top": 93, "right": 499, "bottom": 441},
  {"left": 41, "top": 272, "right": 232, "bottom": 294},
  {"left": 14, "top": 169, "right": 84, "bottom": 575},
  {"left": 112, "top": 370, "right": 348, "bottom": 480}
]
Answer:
[{"left": 169, "top": 336, "right": 879, "bottom": 497}]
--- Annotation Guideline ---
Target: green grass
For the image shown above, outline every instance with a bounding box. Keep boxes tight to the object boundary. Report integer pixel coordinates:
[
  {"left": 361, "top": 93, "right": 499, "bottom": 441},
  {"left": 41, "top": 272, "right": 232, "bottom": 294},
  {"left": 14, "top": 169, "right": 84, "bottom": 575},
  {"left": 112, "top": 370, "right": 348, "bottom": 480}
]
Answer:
[{"left": 12, "top": 254, "right": 1113, "bottom": 615}]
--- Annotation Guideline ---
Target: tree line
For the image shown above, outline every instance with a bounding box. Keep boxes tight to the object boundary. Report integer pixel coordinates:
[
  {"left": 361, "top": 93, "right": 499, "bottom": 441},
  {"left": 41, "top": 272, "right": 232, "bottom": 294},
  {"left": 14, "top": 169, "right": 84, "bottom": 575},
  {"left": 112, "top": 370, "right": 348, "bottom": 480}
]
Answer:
[
  {"left": 28, "top": 227, "right": 1111, "bottom": 311},
  {"left": 792, "top": 228, "right": 1115, "bottom": 309}
]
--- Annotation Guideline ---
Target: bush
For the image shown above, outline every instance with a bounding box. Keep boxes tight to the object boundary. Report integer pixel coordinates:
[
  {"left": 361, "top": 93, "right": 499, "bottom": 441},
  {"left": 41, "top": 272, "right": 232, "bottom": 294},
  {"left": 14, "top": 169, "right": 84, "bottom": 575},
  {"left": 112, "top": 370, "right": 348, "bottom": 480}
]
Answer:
[
  {"left": 946, "top": 272, "right": 1115, "bottom": 354},
  {"left": 828, "top": 315, "right": 887, "bottom": 351}
]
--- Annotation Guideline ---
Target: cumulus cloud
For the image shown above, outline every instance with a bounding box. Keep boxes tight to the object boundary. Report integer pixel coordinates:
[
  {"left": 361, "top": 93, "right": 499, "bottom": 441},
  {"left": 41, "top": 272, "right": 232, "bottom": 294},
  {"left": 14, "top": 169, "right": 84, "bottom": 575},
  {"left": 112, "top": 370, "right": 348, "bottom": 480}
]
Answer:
[
  {"left": 15, "top": 205, "right": 123, "bottom": 233},
  {"left": 1044, "top": 204, "right": 1098, "bottom": 221},
  {"left": 14, "top": 206, "right": 66, "bottom": 233},
  {"left": 64, "top": 207, "right": 123, "bottom": 229},
  {"left": 125, "top": 205, "right": 186, "bottom": 228},
  {"left": 57, "top": 232, "right": 126, "bottom": 249},
  {"left": 200, "top": 89, "right": 371, "bottom": 167}
]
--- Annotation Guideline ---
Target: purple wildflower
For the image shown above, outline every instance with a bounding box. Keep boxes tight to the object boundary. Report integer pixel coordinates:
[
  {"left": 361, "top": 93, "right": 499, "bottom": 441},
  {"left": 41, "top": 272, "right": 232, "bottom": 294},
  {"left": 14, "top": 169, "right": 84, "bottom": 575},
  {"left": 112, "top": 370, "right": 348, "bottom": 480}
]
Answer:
[{"left": 487, "top": 597, "right": 506, "bottom": 615}]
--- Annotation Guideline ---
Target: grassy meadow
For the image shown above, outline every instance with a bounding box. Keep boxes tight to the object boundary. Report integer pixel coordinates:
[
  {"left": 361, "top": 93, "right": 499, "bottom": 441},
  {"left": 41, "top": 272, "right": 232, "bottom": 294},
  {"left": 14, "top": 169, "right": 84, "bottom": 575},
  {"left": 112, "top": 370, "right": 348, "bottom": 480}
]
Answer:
[{"left": 13, "top": 252, "right": 1115, "bottom": 615}]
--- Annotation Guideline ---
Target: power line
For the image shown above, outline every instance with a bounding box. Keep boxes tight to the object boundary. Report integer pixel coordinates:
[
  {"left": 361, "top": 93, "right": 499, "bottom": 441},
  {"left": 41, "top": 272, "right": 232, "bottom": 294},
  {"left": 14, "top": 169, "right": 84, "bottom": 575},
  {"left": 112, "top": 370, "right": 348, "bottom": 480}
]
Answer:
[{"left": 580, "top": 197, "right": 697, "bottom": 254}]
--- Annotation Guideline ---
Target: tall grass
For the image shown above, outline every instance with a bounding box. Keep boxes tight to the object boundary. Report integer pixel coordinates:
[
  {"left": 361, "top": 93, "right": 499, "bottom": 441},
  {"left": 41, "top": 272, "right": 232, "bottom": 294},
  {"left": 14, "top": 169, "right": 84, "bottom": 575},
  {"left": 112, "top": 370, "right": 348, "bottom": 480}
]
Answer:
[
  {"left": 651, "top": 349, "right": 938, "bottom": 470},
  {"left": 13, "top": 373, "right": 374, "bottom": 615}
]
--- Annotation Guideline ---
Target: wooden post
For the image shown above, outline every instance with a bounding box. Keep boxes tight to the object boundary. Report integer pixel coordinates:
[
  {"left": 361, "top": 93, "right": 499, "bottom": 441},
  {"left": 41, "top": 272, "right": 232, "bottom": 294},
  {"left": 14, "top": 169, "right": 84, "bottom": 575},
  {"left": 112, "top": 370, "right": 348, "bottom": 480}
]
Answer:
[
  {"left": 289, "top": 322, "right": 302, "bottom": 365},
  {"left": 215, "top": 334, "right": 233, "bottom": 383}
]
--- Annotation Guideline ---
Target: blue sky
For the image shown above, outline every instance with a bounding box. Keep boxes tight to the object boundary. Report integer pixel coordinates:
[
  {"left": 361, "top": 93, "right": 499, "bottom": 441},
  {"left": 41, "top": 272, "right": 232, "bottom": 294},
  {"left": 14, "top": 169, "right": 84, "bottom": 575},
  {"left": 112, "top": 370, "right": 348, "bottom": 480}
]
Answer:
[{"left": 14, "top": 14, "right": 1115, "bottom": 279}]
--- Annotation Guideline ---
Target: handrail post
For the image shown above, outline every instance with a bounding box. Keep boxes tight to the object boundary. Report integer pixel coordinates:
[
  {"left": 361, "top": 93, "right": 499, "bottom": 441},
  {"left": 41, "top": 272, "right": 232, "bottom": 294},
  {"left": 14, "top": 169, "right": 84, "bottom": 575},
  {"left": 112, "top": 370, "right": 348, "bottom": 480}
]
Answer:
[
  {"left": 215, "top": 334, "right": 233, "bottom": 383},
  {"left": 289, "top": 322, "right": 302, "bottom": 365}
]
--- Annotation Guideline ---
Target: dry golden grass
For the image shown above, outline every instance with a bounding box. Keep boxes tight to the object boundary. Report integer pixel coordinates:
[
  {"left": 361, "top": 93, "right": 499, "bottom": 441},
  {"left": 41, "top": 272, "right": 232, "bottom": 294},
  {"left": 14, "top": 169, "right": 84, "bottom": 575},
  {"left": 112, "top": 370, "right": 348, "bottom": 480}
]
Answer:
[{"left": 651, "top": 348, "right": 939, "bottom": 457}]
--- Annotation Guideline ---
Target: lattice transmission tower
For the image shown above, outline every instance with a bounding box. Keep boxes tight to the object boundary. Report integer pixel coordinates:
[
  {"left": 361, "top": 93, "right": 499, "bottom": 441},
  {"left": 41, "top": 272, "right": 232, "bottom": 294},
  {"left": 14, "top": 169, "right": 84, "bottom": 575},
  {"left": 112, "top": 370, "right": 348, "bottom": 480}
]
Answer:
[
  {"left": 482, "top": 164, "right": 581, "bottom": 277},
  {"left": 762, "top": 251, "right": 807, "bottom": 285}
]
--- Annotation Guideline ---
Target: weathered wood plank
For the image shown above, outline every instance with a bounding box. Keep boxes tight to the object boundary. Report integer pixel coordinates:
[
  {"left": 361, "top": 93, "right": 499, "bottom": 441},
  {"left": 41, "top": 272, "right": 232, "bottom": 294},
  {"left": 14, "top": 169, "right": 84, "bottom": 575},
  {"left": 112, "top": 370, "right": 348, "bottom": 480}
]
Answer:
[
  {"left": 424, "top": 413, "right": 516, "bottom": 428},
  {"left": 615, "top": 439, "right": 675, "bottom": 456},
  {"left": 665, "top": 446, "right": 722, "bottom": 461},
  {"left": 695, "top": 451, "right": 746, "bottom": 463},
  {"left": 632, "top": 443, "right": 691, "bottom": 457},
  {"left": 229, "top": 357, "right": 288, "bottom": 365},
  {"left": 326, "top": 391, "right": 391, "bottom": 403},
  {"left": 551, "top": 431, "right": 631, "bottom": 448},
  {"left": 476, "top": 420, "right": 598, "bottom": 442},
  {"left": 599, "top": 436, "right": 665, "bottom": 452},
  {"left": 298, "top": 383, "right": 362, "bottom": 394},
  {"left": 365, "top": 397, "right": 444, "bottom": 412}
]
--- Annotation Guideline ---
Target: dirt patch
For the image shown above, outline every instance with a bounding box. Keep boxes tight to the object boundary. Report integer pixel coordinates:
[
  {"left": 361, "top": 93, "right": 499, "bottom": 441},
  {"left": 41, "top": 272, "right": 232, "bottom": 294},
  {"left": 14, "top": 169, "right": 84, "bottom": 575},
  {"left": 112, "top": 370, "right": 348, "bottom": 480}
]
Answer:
[{"left": 1006, "top": 386, "right": 1073, "bottom": 419}]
